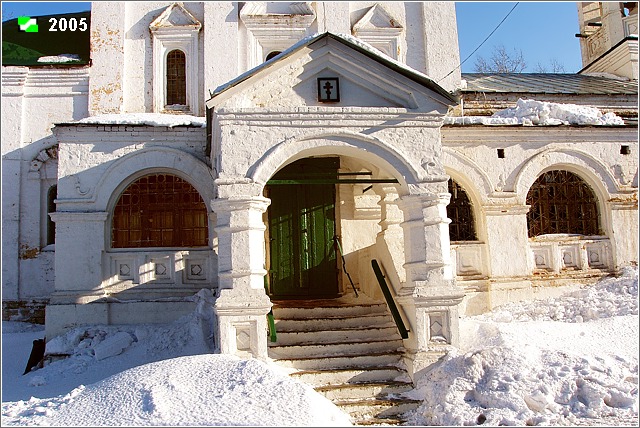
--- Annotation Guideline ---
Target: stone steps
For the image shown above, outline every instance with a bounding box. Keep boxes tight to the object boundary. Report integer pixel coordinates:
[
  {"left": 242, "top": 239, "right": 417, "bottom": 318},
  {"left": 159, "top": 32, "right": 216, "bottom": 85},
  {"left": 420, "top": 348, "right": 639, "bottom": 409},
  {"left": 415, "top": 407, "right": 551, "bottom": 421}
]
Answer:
[
  {"left": 272, "top": 326, "right": 399, "bottom": 346},
  {"left": 268, "top": 297, "right": 419, "bottom": 425}
]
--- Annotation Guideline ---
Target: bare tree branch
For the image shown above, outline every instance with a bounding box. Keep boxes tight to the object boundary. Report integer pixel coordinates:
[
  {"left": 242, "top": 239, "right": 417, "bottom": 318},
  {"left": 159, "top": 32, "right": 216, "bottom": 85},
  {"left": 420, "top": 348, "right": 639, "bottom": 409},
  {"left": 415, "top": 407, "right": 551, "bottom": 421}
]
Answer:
[{"left": 475, "top": 45, "right": 568, "bottom": 73}]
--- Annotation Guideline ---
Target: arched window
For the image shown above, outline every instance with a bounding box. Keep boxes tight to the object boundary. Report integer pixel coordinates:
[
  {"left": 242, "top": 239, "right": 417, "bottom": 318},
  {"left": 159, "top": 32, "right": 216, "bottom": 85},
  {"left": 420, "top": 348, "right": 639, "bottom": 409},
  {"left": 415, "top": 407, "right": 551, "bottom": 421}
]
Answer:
[
  {"left": 112, "top": 174, "right": 208, "bottom": 248},
  {"left": 166, "top": 49, "right": 186, "bottom": 106},
  {"left": 447, "top": 178, "right": 477, "bottom": 241},
  {"left": 526, "top": 170, "right": 601, "bottom": 237},
  {"left": 265, "top": 51, "right": 282, "bottom": 61},
  {"left": 46, "top": 185, "right": 57, "bottom": 245}
]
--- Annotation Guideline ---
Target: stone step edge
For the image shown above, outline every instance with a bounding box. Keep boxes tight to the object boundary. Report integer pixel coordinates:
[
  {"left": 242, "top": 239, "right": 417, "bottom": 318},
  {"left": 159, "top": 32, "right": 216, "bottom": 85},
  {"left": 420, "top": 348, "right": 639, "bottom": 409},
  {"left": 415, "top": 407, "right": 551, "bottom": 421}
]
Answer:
[
  {"left": 354, "top": 416, "right": 405, "bottom": 426},
  {"left": 269, "top": 338, "right": 403, "bottom": 347},
  {"left": 268, "top": 338, "right": 404, "bottom": 349},
  {"left": 290, "top": 365, "right": 406, "bottom": 376},
  {"left": 316, "top": 380, "right": 414, "bottom": 392},
  {"left": 273, "top": 311, "right": 392, "bottom": 320},
  {"left": 273, "top": 324, "right": 397, "bottom": 333},
  {"left": 272, "top": 310, "right": 391, "bottom": 319},
  {"left": 333, "top": 397, "right": 423, "bottom": 407},
  {"left": 269, "top": 349, "right": 405, "bottom": 362},
  {"left": 271, "top": 302, "right": 388, "bottom": 309}
]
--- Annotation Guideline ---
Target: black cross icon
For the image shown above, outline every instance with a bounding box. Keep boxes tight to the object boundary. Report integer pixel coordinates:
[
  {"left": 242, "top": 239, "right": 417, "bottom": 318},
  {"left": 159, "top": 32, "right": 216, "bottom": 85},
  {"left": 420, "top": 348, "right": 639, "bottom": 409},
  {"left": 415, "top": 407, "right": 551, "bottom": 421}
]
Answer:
[
  {"left": 323, "top": 81, "right": 334, "bottom": 99},
  {"left": 318, "top": 78, "right": 339, "bottom": 102}
]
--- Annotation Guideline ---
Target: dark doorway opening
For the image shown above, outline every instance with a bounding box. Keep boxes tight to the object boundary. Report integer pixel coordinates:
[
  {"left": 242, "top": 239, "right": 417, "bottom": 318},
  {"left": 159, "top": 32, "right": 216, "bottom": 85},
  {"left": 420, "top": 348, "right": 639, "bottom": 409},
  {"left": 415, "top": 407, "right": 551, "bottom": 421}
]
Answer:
[{"left": 266, "top": 158, "right": 340, "bottom": 299}]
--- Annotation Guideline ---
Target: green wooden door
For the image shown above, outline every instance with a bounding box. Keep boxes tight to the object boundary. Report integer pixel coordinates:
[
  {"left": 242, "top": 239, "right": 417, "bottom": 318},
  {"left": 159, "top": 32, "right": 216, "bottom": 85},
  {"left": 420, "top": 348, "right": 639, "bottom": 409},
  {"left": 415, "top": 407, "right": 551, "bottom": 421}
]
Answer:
[{"left": 267, "top": 158, "right": 339, "bottom": 299}]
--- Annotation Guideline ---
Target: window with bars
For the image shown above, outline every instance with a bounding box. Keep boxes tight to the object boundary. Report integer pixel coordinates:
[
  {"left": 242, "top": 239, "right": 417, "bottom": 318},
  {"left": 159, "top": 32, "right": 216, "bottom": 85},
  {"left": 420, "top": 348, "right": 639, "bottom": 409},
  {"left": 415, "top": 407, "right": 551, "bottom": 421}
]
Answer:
[
  {"left": 166, "top": 49, "right": 186, "bottom": 106},
  {"left": 526, "top": 170, "right": 602, "bottom": 237},
  {"left": 112, "top": 174, "right": 208, "bottom": 248},
  {"left": 447, "top": 178, "right": 477, "bottom": 241},
  {"left": 46, "top": 185, "right": 57, "bottom": 245}
]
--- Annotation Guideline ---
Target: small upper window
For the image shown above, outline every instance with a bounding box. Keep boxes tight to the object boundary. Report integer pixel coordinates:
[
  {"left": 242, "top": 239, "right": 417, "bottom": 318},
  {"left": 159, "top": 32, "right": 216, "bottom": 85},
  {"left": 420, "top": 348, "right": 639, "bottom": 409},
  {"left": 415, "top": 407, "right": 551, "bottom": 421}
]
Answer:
[
  {"left": 149, "top": 3, "right": 201, "bottom": 114},
  {"left": 166, "top": 49, "right": 187, "bottom": 107},
  {"left": 265, "top": 51, "right": 282, "bottom": 61}
]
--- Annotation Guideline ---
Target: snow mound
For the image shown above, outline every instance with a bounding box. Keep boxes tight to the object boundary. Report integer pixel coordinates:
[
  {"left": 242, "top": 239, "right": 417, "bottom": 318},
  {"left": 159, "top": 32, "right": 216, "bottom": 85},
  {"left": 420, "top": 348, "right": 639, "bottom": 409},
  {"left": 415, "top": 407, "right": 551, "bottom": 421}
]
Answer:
[
  {"left": 1, "top": 321, "right": 45, "bottom": 334},
  {"left": 445, "top": 98, "right": 626, "bottom": 126},
  {"left": 474, "top": 267, "right": 638, "bottom": 323},
  {"left": 2, "top": 354, "right": 352, "bottom": 427},
  {"left": 76, "top": 113, "right": 206, "bottom": 128},
  {"left": 406, "top": 267, "right": 639, "bottom": 426},
  {"left": 407, "top": 346, "right": 638, "bottom": 427}
]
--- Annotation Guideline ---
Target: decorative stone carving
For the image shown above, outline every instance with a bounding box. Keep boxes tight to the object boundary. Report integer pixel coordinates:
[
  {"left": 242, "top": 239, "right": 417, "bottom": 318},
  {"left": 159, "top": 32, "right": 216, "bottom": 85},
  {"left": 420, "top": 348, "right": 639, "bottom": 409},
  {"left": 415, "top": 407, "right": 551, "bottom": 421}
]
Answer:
[
  {"left": 30, "top": 145, "right": 58, "bottom": 172},
  {"left": 352, "top": 4, "right": 403, "bottom": 59},
  {"left": 421, "top": 156, "right": 445, "bottom": 177}
]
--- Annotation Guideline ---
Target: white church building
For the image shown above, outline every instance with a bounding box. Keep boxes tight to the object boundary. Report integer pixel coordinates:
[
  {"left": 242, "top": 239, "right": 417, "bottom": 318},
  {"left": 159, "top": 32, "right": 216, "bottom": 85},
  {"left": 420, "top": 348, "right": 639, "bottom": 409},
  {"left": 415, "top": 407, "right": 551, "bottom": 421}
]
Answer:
[{"left": 2, "top": 2, "right": 638, "bottom": 420}]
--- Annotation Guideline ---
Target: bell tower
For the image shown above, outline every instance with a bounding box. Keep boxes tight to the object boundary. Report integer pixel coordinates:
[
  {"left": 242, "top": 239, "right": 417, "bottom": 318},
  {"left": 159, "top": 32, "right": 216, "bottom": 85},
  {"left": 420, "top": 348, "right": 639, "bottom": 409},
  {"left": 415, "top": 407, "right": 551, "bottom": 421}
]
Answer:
[{"left": 576, "top": 2, "right": 638, "bottom": 79}]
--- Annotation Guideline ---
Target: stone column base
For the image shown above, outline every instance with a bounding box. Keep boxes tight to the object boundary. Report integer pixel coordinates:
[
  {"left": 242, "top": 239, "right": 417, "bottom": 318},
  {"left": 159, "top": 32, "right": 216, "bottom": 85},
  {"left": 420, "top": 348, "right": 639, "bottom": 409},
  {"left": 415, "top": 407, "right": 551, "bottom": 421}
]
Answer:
[
  {"left": 403, "top": 346, "right": 455, "bottom": 382},
  {"left": 214, "top": 288, "right": 272, "bottom": 359}
]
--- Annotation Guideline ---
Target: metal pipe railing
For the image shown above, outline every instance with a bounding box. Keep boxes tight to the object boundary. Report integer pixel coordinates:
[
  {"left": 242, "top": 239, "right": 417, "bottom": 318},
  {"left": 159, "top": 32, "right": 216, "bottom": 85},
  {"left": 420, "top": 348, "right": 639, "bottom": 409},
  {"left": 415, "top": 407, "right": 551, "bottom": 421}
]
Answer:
[{"left": 371, "top": 259, "right": 409, "bottom": 339}]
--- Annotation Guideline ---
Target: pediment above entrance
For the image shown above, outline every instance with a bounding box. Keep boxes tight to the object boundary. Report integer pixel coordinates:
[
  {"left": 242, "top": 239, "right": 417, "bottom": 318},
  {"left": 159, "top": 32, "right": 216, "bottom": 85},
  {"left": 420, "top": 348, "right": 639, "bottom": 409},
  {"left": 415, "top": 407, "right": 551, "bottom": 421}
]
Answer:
[{"left": 207, "top": 33, "right": 456, "bottom": 113}]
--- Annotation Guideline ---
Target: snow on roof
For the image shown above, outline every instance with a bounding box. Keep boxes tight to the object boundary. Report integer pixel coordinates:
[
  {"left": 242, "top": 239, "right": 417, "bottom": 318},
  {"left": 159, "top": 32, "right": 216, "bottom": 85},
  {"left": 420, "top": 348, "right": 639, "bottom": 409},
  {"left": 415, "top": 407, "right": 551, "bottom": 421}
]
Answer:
[
  {"left": 75, "top": 113, "right": 206, "bottom": 128},
  {"left": 445, "top": 98, "right": 626, "bottom": 126}
]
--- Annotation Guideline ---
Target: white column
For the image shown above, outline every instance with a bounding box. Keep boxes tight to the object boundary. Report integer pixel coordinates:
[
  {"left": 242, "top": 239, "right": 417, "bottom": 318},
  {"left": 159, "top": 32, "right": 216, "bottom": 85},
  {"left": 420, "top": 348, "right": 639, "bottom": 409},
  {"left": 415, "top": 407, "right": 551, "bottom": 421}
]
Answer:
[
  {"left": 373, "top": 184, "right": 406, "bottom": 288},
  {"left": 49, "top": 211, "right": 108, "bottom": 299},
  {"left": 608, "top": 199, "right": 639, "bottom": 269},
  {"left": 483, "top": 205, "right": 532, "bottom": 277},
  {"left": 211, "top": 196, "right": 272, "bottom": 360},
  {"left": 46, "top": 211, "right": 110, "bottom": 341},
  {"left": 395, "top": 190, "right": 464, "bottom": 379}
]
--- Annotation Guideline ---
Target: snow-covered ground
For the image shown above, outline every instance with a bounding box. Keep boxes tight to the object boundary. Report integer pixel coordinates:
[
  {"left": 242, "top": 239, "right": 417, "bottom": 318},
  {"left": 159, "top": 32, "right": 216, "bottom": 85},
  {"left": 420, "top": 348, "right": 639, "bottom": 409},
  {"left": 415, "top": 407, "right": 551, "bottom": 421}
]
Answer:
[{"left": 2, "top": 267, "right": 638, "bottom": 426}]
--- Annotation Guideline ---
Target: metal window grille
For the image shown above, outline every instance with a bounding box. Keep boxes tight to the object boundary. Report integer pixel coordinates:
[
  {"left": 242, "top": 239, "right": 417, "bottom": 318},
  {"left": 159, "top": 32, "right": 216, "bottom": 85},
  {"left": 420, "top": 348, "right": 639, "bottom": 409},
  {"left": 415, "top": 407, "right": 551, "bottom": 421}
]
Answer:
[
  {"left": 166, "top": 50, "right": 186, "bottom": 106},
  {"left": 447, "top": 179, "right": 477, "bottom": 241},
  {"left": 526, "top": 170, "right": 601, "bottom": 237},
  {"left": 112, "top": 174, "right": 208, "bottom": 248}
]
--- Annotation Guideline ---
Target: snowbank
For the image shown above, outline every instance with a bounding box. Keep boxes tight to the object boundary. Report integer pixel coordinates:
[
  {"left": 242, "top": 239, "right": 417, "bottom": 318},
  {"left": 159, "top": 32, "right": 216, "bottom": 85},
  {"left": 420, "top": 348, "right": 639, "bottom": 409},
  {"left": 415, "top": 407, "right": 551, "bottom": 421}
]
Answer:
[
  {"left": 445, "top": 98, "right": 626, "bottom": 126},
  {"left": 1, "top": 288, "right": 352, "bottom": 426},
  {"left": 407, "top": 268, "right": 639, "bottom": 426},
  {"left": 2, "top": 269, "right": 637, "bottom": 427},
  {"left": 2, "top": 354, "right": 352, "bottom": 427}
]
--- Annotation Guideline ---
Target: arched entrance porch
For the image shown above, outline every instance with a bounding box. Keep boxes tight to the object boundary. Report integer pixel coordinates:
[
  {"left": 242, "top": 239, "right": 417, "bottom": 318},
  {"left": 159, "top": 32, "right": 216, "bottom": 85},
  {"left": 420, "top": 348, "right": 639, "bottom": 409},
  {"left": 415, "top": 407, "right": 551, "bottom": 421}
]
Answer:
[{"left": 211, "top": 134, "right": 464, "bottom": 380}]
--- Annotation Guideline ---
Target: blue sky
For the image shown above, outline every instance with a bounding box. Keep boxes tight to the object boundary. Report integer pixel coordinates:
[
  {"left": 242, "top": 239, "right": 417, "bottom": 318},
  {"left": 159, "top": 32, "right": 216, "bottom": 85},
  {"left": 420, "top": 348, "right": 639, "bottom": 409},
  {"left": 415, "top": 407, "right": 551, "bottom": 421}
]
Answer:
[
  {"left": 2, "top": 1, "right": 584, "bottom": 73},
  {"left": 455, "top": 2, "right": 583, "bottom": 73}
]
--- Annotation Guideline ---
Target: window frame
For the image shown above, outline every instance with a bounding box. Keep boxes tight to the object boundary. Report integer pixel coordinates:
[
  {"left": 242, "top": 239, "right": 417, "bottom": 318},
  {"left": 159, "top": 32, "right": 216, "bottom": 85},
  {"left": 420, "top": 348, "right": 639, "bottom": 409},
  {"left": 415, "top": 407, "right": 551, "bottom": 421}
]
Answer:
[
  {"left": 165, "top": 49, "right": 187, "bottom": 107},
  {"left": 150, "top": 9, "right": 201, "bottom": 114},
  {"left": 526, "top": 170, "right": 602, "bottom": 237},
  {"left": 446, "top": 178, "right": 478, "bottom": 242},
  {"left": 111, "top": 173, "right": 209, "bottom": 249}
]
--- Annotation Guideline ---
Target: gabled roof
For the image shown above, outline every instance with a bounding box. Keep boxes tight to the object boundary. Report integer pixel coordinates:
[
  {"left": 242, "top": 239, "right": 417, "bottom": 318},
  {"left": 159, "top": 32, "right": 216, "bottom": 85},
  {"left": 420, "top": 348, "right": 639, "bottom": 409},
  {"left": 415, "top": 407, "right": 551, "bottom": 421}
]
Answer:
[
  {"left": 462, "top": 73, "right": 638, "bottom": 95},
  {"left": 207, "top": 32, "right": 457, "bottom": 105}
]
